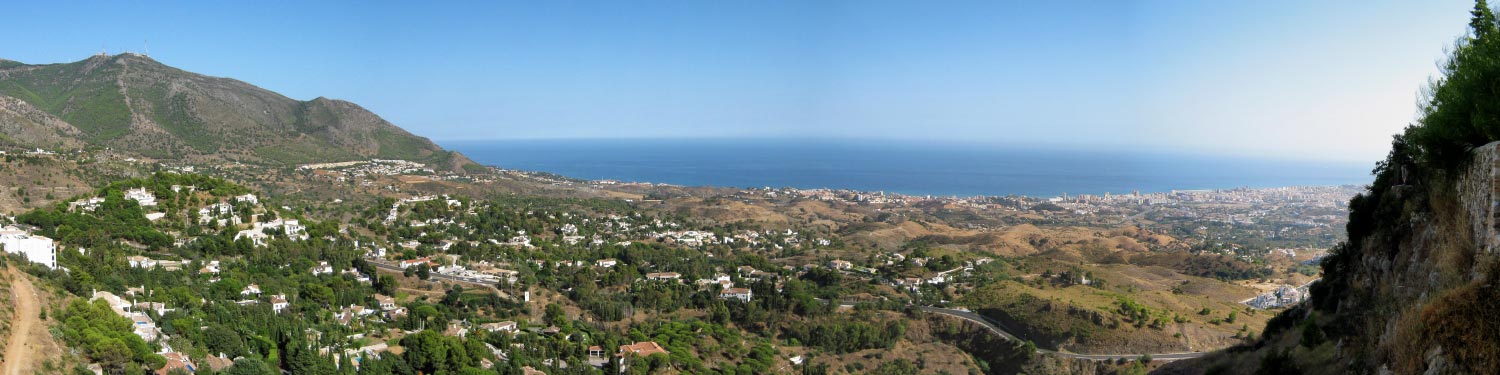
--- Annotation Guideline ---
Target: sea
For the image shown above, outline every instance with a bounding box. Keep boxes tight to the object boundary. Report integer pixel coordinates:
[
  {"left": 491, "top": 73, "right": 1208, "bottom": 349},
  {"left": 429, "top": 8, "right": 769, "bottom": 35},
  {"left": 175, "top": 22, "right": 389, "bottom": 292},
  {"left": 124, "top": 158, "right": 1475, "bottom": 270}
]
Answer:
[{"left": 443, "top": 139, "right": 1373, "bottom": 198}]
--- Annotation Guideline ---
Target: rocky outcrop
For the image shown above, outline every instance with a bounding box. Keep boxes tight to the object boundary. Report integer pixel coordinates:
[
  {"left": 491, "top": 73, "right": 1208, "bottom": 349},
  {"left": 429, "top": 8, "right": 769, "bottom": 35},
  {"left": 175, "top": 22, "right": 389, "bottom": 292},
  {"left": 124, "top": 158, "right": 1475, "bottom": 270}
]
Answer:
[{"left": 1157, "top": 142, "right": 1500, "bottom": 375}]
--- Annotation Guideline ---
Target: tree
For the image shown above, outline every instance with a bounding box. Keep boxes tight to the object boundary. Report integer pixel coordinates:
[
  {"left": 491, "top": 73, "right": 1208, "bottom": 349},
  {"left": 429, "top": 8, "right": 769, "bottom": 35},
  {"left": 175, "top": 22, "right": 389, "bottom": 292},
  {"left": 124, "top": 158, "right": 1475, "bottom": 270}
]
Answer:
[
  {"left": 1409, "top": 0, "right": 1500, "bottom": 169},
  {"left": 544, "top": 303, "right": 567, "bottom": 327},
  {"left": 1474, "top": 0, "right": 1498, "bottom": 39},
  {"left": 224, "top": 358, "right": 276, "bottom": 375}
]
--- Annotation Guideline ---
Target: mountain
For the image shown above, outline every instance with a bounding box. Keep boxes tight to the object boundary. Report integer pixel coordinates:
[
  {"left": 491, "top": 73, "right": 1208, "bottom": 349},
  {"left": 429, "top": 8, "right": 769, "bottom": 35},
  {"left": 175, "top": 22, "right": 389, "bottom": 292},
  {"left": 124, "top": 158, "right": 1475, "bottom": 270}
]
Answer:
[{"left": 0, "top": 53, "right": 478, "bottom": 172}]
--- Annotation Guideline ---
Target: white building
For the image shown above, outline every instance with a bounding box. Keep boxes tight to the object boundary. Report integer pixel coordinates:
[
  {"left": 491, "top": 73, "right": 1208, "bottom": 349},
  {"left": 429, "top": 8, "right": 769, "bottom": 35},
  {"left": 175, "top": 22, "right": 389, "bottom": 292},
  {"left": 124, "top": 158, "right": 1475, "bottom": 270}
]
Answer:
[
  {"left": 375, "top": 294, "right": 397, "bottom": 310},
  {"left": 0, "top": 226, "right": 56, "bottom": 269},
  {"left": 234, "top": 219, "right": 309, "bottom": 247},
  {"left": 719, "top": 287, "right": 753, "bottom": 302},
  {"left": 127, "top": 256, "right": 158, "bottom": 269},
  {"left": 69, "top": 197, "right": 105, "bottom": 212},
  {"left": 235, "top": 194, "right": 259, "bottom": 205},
  {"left": 124, "top": 188, "right": 157, "bottom": 206},
  {"left": 480, "top": 321, "right": 517, "bottom": 333},
  {"left": 311, "top": 261, "right": 335, "bottom": 276},
  {"left": 271, "top": 294, "right": 289, "bottom": 313}
]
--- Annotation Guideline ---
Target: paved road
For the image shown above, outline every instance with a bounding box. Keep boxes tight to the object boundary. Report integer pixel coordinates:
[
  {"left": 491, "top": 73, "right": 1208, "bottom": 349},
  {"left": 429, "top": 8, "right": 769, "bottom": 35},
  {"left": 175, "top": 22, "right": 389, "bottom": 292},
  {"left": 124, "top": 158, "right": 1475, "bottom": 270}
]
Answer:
[{"left": 919, "top": 306, "right": 1206, "bottom": 362}]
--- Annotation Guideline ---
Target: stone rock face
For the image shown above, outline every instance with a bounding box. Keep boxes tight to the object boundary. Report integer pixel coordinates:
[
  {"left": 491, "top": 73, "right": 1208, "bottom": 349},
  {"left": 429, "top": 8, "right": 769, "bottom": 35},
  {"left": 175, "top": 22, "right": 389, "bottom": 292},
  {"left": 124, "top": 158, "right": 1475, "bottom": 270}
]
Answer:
[{"left": 1460, "top": 142, "right": 1500, "bottom": 257}]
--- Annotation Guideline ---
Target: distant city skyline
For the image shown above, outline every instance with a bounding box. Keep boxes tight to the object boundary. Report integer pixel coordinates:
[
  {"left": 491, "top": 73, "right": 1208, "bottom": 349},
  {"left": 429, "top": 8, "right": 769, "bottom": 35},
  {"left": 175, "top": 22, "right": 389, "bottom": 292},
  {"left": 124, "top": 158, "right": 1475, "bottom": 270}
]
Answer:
[{"left": 0, "top": 1, "right": 1475, "bottom": 163}]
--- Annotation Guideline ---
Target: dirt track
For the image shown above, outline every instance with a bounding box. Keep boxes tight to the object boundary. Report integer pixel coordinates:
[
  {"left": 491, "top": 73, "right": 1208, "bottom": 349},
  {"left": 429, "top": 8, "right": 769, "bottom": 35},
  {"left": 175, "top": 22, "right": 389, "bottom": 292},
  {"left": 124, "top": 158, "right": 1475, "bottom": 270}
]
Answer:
[{"left": 0, "top": 267, "right": 40, "bottom": 375}]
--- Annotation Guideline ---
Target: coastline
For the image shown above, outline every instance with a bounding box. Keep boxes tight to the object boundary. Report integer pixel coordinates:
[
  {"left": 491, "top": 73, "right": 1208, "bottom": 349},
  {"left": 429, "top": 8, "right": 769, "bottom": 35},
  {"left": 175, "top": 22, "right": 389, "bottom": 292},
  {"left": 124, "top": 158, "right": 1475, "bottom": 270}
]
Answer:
[{"left": 444, "top": 138, "right": 1373, "bottom": 198}]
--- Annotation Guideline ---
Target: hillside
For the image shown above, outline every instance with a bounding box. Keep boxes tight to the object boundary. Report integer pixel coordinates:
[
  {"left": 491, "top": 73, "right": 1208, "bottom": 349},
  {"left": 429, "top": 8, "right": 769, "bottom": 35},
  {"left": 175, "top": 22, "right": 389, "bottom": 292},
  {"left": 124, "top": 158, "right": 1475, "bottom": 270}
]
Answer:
[
  {"left": 0, "top": 54, "right": 477, "bottom": 172},
  {"left": 1157, "top": 3, "right": 1500, "bottom": 374}
]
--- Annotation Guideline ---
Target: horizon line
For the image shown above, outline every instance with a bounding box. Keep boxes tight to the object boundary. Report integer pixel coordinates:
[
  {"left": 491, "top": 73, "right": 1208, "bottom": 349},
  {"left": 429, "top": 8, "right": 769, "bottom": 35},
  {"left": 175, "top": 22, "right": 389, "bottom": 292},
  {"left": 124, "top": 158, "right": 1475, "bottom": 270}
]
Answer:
[{"left": 432, "top": 135, "right": 1382, "bottom": 167}]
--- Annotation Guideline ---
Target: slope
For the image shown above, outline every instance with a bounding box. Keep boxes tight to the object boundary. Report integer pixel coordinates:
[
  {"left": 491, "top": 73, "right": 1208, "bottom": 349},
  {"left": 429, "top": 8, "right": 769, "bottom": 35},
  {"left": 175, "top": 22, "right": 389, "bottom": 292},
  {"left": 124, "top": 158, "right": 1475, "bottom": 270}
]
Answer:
[{"left": 0, "top": 54, "right": 477, "bottom": 172}]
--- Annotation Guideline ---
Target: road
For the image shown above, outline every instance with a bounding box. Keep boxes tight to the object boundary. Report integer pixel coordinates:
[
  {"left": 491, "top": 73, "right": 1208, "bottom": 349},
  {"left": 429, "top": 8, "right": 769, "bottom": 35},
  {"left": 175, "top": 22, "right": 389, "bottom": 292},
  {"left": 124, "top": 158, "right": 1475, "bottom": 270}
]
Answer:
[
  {"left": 1, "top": 267, "right": 41, "bottom": 375},
  {"left": 919, "top": 306, "right": 1206, "bottom": 362}
]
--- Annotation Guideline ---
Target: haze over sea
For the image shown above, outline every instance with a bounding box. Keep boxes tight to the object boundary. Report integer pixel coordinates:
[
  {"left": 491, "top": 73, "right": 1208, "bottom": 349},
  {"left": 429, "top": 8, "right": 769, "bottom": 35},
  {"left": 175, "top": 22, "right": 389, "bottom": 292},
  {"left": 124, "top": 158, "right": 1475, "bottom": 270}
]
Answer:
[{"left": 444, "top": 139, "right": 1372, "bottom": 198}]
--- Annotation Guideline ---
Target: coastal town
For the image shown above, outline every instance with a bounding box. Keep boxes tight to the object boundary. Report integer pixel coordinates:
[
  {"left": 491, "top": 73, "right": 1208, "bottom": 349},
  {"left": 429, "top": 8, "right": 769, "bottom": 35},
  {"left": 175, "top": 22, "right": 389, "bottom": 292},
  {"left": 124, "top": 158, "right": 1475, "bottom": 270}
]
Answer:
[{"left": 0, "top": 150, "right": 1358, "bottom": 375}]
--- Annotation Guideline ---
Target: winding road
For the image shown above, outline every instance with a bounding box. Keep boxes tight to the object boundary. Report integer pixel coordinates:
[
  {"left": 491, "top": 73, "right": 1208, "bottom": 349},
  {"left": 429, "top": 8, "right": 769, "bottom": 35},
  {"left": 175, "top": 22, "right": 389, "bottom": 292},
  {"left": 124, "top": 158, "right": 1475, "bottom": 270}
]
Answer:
[{"left": 919, "top": 306, "right": 1206, "bottom": 362}]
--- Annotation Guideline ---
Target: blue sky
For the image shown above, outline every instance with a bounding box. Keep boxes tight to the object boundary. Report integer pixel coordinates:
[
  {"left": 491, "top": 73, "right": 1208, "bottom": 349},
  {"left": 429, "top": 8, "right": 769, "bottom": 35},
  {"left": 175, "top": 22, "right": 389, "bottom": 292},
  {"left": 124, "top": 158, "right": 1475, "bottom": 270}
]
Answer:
[{"left": 0, "top": 1, "right": 1474, "bottom": 162}]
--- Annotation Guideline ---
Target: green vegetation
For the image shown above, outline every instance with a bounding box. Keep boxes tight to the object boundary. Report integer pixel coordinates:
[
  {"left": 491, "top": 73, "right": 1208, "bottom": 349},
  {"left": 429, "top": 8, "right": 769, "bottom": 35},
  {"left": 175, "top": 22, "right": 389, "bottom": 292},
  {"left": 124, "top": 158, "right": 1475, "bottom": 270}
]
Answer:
[
  {"left": 0, "top": 55, "right": 474, "bottom": 171},
  {"left": 60, "top": 299, "right": 165, "bottom": 373}
]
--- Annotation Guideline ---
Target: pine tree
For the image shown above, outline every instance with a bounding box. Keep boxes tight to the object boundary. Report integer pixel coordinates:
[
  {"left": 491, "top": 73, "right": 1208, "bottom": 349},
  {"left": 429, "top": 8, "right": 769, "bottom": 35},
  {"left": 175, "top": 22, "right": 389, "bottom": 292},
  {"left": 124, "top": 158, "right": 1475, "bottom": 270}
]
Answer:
[{"left": 1473, "top": 0, "right": 1498, "bottom": 39}]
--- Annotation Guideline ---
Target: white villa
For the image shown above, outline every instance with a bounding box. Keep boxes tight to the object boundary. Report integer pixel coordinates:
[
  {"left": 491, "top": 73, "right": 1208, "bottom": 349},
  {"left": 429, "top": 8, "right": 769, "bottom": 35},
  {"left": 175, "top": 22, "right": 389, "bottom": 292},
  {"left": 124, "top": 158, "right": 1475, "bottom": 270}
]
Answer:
[
  {"left": 719, "top": 287, "right": 753, "bottom": 302},
  {"left": 235, "top": 193, "right": 259, "bottom": 205},
  {"left": 0, "top": 226, "right": 56, "bottom": 269},
  {"left": 124, "top": 188, "right": 157, "bottom": 206}
]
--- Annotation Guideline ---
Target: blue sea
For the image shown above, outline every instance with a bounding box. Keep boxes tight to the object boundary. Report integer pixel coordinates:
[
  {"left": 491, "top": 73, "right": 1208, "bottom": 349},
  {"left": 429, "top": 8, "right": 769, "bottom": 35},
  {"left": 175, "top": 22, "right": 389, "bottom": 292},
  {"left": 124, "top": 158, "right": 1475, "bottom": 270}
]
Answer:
[{"left": 443, "top": 139, "right": 1373, "bottom": 198}]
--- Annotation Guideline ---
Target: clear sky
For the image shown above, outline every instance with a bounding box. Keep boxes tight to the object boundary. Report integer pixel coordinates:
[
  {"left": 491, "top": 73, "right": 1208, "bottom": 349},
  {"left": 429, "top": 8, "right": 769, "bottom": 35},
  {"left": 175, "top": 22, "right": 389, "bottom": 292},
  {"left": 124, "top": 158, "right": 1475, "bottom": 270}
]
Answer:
[{"left": 0, "top": 1, "right": 1475, "bottom": 163}]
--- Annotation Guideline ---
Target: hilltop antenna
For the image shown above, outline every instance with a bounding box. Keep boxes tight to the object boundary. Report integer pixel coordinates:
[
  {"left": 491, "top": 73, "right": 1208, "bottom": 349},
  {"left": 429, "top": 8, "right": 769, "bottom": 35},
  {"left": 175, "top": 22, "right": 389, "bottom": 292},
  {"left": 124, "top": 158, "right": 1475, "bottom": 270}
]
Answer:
[{"left": 143, "top": 39, "right": 149, "bottom": 57}]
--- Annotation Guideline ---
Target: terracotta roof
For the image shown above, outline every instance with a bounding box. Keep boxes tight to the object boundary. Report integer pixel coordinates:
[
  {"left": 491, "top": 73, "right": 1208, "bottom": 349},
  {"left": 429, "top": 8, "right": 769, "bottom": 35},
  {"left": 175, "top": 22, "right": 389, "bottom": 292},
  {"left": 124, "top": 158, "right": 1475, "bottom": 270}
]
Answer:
[
  {"left": 155, "top": 352, "right": 195, "bottom": 375},
  {"left": 617, "top": 341, "right": 669, "bottom": 357}
]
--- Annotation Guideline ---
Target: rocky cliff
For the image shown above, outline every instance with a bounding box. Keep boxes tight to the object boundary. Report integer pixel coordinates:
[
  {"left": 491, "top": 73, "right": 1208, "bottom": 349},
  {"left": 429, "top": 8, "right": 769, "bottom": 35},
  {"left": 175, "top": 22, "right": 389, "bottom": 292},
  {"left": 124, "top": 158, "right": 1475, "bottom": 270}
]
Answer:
[{"left": 1157, "top": 142, "right": 1500, "bottom": 374}]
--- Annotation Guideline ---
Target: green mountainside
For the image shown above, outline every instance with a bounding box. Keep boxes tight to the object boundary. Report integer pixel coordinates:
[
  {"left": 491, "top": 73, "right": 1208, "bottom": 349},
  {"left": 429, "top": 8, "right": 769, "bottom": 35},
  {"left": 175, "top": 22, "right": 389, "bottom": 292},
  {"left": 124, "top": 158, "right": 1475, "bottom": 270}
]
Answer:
[{"left": 0, "top": 53, "right": 476, "bottom": 172}]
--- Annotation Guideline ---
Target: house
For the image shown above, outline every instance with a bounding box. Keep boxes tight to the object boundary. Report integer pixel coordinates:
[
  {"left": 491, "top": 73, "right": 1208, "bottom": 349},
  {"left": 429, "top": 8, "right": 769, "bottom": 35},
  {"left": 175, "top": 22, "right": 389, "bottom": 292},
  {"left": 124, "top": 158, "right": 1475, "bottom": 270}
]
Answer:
[
  {"left": 234, "top": 229, "right": 270, "bottom": 247},
  {"left": 311, "top": 261, "right": 334, "bottom": 276},
  {"left": 128, "top": 256, "right": 158, "bottom": 269},
  {"left": 197, "top": 203, "right": 233, "bottom": 223},
  {"left": 0, "top": 226, "right": 56, "bottom": 269},
  {"left": 374, "top": 294, "right": 397, "bottom": 310},
  {"left": 203, "top": 353, "right": 234, "bottom": 372},
  {"left": 385, "top": 307, "right": 408, "bottom": 320},
  {"left": 645, "top": 272, "right": 680, "bottom": 281},
  {"left": 91, "top": 291, "right": 132, "bottom": 313},
  {"left": 617, "top": 341, "right": 669, "bottom": 370},
  {"left": 335, "top": 305, "right": 373, "bottom": 325},
  {"left": 130, "top": 314, "right": 160, "bottom": 341},
  {"left": 271, "top": 294, "right": 289, "bottom": 313},
  {"left": 199, "top": 260, "right": 220, "bottom": 275},
  {"left": 588, "top": 345, "right": 606, "bottom": 358},
  {"left": 399, "top": 257, "right": 433, "bottom": 269},
  {"left": 134, "top": 302, "right": 171, "bottom": 316},
  {"left": 124, "top": 188, "right": 157, "bottom": 207},
  {"left": 479, "top": 268, "right": 520, "bottom": 284},
  {"left": 443, "top": 321, "right": 469, "bottom": 338},
  {"left": 480, "top": 321, "right": 517, "bottom": 333},
  {"left": 720, "top": 287, "right": 753, "bottom": 302},
  {"left": 829, "top": 260, "right": 853, "bottom": 270},
  {"left": 596, "top": 258, "right": 618, "bottom": 268},
  {"left": 235, "top": 194, "right": 259, "bottom": 205},
  {"left": 349, "top": 342, "right": 390, "bottom": 360},
  {"left": 70, "top": 197, "right": 105, "bottom": 212},
  {"left": 235, "top": 219, "right": 309, "bottom": 247},
  {"left": 155, "top": 351, "right": 195, "bottom": 375}
]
